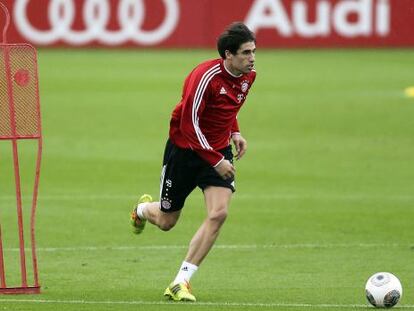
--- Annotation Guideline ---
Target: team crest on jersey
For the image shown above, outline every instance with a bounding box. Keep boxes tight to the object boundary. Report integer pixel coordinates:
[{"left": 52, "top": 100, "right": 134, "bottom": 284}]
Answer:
[{"left": 241, "top": 81, "right": 249, "bottom": 93}]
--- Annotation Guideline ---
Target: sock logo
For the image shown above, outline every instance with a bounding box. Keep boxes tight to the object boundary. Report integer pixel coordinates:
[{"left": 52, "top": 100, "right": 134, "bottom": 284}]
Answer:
[{"left": 181, "top": 267, "right": 188, "bottom": 271}]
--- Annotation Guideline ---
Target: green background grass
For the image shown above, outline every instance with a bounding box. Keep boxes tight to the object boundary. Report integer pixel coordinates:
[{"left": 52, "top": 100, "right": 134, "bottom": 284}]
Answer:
[{"left": 0, "top": 49, "right": 414, "bottom": 310}]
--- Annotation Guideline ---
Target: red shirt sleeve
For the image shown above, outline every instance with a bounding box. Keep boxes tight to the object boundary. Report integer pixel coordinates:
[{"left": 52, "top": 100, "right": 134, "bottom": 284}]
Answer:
[
  {"left": 231, "top": 118, "right": 240, "bottom": 135},
  {"left": 179, "top": 64, "right": 224, "bottom": 167}
]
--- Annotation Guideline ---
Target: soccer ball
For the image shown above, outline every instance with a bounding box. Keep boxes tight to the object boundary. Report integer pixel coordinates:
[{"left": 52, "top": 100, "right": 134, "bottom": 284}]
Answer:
[{"left": 365, "top": 272, "right": 402, "bottom": 308}]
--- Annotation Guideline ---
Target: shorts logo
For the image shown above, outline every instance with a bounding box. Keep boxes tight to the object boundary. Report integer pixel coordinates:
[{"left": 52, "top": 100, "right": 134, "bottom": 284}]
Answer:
[
  {"left": 237, "top": 94, "right": 244, "bottom": 103},
  {"left": 161, "top": 199, "right": 171, "bottom": 210},
  {"left": 166, "top": 179, "right": 172, "bottom": 187}
]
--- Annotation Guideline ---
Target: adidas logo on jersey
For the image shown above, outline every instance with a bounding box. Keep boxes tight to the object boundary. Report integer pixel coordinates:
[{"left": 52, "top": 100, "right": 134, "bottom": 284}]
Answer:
[{"left": 219, "top": 87, "right": 227, "bottom": 95}]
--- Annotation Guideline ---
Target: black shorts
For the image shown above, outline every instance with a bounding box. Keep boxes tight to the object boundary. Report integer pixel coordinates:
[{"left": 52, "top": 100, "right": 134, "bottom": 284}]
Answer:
[{"left": 159, "top": 139, "right": 235, "bottom": 212}]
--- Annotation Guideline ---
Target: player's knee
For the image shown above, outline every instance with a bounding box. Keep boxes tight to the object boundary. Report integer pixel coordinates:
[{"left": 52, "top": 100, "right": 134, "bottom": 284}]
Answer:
[
  {"left": 208, "top": 207, "right": 228, "bottom": 224},
  {"left": 158, "top": 218, "right": 177, "bottom": 231}
]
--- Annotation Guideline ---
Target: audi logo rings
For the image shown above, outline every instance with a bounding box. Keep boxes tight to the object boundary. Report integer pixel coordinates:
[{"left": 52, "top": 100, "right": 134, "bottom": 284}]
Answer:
[{"left": 14, "top": 0, "right": 180, "bottom": 45}]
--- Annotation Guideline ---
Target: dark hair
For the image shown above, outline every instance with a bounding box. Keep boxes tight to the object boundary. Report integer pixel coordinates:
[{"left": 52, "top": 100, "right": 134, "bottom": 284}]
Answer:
[{"left": 217, "top": 22, "right": 256, "bottom": 59}]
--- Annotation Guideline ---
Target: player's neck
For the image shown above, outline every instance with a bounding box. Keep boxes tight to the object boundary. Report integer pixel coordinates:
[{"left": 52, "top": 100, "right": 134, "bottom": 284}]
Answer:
[{"left": 223, "top": 59, "right": 243, "bottom": 78}]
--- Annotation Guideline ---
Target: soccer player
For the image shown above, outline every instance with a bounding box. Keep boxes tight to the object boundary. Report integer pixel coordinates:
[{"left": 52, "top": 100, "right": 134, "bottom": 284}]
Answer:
[{"left": 130, "top": 22, "right": 256, "bottom": 302}]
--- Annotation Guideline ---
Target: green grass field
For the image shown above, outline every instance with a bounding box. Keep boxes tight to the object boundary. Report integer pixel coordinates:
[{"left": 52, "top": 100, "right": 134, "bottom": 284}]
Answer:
[{"left": 1, "top": 48, "right": 414, "bottom": 310}]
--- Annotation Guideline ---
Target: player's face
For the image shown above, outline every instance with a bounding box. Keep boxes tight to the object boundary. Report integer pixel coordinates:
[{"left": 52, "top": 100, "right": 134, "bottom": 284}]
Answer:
[{"left": 226, "top": 41, "right": 256, "bottom": 75}]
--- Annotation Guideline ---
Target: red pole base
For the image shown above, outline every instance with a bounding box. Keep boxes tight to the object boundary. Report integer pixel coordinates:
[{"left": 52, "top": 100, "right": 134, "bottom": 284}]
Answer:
[{"left": 0, "top": 286, "right": 40, "bottom": 294}]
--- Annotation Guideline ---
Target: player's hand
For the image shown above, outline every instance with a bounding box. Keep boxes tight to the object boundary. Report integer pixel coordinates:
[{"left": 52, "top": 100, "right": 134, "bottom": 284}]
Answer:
[
  {"left": 232, "top": 133, "right": 247, "bottom": 160},
  {"left": 214, "top": 159, "right": 235, "bottom": 180}
]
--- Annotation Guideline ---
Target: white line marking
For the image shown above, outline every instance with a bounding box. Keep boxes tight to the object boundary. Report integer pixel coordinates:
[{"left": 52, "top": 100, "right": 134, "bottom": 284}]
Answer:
[
  {"left": 2, "top": 298, "right": 413, "bottom": 308},
  {"left": 0, "top": 193, "right": 413, "bottom": 201},
  {"left": 3, "top": 243, "right": 409, "bottom": 253},
  {"left": 0, "top": 298, "right": 414, "bottom": 309}
]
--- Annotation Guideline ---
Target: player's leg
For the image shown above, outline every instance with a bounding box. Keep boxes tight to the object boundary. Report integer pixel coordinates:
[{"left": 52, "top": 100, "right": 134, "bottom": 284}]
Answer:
[
  {"left": 164, "top": 186, "right": 232, "bottom": 302},
  {"left": 185, "top": 186, "right": 232, "bottom": 265},
  {"left": 165, "top": 145, "right": 235, "bottom": 302},
  {"left": 138, "top": 201, "right": 181, "bottom": 231},
  {"left": 184, "top": 145, "right": 235, "bottom": 264}
]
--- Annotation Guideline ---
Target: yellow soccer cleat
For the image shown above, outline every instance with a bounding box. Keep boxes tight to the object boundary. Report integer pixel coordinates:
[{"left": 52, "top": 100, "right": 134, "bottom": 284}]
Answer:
[
  {"left": 164, "top": 282, "right": 196, "bottom": 302},
  {"left": 130, "top": 194, "right": 152, "bottom": 234}
]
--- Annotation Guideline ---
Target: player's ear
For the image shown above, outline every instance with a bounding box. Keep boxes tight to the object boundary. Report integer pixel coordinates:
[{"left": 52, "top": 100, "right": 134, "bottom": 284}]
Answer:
[{"left": 225, "top": 50, "right": 233, "bottom": 60}]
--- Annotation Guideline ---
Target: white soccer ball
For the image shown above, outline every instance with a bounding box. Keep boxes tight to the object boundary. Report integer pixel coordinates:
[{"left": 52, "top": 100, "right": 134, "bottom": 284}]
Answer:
[{"left": 365, "top": 272, "right": 402, "bottom": 308}]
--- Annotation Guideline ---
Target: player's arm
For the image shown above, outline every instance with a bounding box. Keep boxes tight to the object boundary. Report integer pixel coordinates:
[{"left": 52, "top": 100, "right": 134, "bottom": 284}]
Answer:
[
  {"left": 232, "top": 133, "right": 247, "bottom": 160},
  {"left": 231, "top": 71, "right": 257, "bottom": 160},
  {"left": 231, "top": 118, "right": 247, "bottom": 160}
]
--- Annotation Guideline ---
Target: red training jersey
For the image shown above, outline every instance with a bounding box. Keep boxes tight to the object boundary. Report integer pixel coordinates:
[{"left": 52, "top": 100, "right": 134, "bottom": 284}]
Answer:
[{"left": 169, "top": 58, "right": 256, "bottom": 167}]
